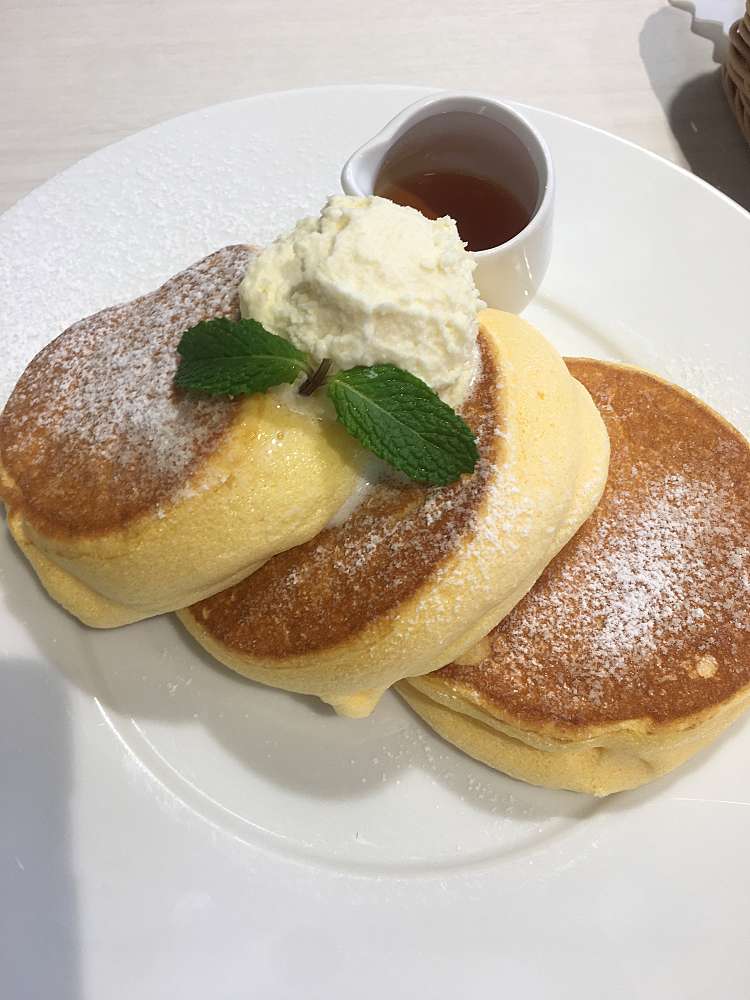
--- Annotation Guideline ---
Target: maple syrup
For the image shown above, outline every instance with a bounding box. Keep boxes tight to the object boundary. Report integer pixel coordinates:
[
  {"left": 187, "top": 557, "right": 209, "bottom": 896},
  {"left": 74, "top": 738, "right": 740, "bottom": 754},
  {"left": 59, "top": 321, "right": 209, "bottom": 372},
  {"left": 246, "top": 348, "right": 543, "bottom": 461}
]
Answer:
[{"left": 375, "top": 168, "right": 531, "bottom": 252}]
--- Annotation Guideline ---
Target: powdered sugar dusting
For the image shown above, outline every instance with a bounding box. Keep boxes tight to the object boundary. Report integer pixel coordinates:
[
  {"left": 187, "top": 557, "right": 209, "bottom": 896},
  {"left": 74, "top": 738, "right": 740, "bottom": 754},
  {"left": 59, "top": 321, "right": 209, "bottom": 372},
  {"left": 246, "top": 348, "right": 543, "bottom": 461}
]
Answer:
[
  {"left": 444, "top": 361, "right": 750, "bottom": 726},
  {"left": 497, "top": 472, "right": 749, "bottom": 700},
  {"left": 0, "top": 246, "right": 252, "bottom": 533},
  {"left": 586, "top": 476, "right": 731, "bottom": 666}
]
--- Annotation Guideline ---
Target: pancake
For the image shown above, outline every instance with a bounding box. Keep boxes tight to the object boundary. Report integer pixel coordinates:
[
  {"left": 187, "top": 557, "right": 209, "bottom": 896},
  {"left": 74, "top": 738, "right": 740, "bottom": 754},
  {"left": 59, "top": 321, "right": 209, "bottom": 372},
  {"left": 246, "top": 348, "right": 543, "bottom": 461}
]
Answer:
[
  {"left": 398, "top": 359, "right": 750, "bottom": 795},
  {"left": 178, "top": 310, "right": 610, "bottom": 717},
  {"left": 0, "top": 246, "right": 361, "bottom": 627}
]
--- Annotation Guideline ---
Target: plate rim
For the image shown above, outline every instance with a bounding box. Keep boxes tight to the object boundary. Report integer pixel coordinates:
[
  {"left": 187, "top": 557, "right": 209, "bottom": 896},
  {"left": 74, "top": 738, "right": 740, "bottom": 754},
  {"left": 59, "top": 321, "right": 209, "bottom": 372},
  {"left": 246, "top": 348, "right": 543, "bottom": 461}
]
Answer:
[{"left": 3, "top": 82, "right": 750, "bottom": 228}]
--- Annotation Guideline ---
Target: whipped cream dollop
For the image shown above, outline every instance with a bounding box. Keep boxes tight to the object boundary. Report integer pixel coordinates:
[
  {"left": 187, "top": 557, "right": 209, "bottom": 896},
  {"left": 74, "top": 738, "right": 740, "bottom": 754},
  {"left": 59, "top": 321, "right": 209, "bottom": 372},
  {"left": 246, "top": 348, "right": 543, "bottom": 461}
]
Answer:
[{"left": 239, "top": 195, "right": 483, "bottom": 408}]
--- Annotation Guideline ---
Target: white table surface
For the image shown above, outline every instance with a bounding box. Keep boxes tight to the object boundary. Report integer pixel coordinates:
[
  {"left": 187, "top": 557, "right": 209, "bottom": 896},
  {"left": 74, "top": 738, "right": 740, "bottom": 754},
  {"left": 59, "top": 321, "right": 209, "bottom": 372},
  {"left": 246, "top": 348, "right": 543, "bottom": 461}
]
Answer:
[{"left": 2, "top": 0, "right": 749, "bottom": 215}]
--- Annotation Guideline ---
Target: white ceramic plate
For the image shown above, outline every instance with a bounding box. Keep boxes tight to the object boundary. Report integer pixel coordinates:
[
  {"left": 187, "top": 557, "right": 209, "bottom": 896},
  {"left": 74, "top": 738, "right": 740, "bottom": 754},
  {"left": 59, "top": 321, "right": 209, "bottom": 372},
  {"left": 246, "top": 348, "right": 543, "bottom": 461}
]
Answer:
[{"left": 1, "top": 86, "right": 749, "bottom": 1000}]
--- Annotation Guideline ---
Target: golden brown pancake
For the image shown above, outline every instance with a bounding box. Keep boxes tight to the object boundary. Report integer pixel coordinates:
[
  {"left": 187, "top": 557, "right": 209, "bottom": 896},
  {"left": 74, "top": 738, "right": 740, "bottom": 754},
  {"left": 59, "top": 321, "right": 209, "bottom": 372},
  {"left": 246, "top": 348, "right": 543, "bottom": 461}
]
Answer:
[
  {"left": 0, "top": 246, "right": 360, "bottom": 626},
  {"left": 398, "top": 359, "right": 750, "bottom": 795},
  {"left": 178, "top": 311, "right": 610, "bottom": 716}
]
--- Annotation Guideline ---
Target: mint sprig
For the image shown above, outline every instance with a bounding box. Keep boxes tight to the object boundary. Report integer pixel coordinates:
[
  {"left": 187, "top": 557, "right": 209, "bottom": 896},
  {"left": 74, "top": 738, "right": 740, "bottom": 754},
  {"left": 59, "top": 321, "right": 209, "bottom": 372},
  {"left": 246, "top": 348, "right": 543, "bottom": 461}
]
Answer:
[
  {"left": 175, "top": 317, "right": 309, "bottom": 395},
  {"left": 174, "top": 318, "right": 478, "bottom": 485},
  {"left": 327, "top": 365, "right": 478, "bottom": 485}
]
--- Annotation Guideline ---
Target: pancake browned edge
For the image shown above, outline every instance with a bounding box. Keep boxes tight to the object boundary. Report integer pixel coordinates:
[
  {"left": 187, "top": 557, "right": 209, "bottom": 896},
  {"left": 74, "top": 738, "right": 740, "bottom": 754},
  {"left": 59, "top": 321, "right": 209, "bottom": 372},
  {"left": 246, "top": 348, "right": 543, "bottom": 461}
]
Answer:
[
  {"left": 398, "top": 359, "right": 750, "bottom": 796},
  {"left": 0, "top": 246, "right": 359, "bottom": 627},
  {"left": 178, "top": 312, "right": 610, "bottom": 717}
]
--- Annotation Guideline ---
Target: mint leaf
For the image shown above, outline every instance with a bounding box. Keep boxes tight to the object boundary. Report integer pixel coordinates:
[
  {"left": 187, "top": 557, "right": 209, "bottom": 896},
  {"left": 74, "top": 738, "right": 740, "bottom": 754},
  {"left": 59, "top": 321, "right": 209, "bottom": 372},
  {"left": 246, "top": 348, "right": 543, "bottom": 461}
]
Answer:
[
  {"left": 175, "top": 317, "right": 310, "bottom": 395},
  {"left": 327, "top": 365, "right": 478, "bottom": 485}
]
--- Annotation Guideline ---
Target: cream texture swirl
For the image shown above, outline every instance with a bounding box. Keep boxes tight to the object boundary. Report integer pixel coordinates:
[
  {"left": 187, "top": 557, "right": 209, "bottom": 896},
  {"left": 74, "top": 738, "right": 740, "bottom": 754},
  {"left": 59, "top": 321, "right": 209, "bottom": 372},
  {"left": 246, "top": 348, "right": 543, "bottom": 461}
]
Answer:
[{"left": 239, "top": 195, "right": 483, "bottom": 408}]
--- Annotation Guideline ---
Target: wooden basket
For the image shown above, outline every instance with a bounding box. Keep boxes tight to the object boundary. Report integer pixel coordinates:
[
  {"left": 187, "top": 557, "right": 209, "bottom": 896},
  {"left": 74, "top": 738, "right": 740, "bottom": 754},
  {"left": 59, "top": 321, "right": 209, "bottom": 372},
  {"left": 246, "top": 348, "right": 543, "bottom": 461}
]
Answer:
[{"left": 723, "top": 3, "right": 750, "bottom": 144}]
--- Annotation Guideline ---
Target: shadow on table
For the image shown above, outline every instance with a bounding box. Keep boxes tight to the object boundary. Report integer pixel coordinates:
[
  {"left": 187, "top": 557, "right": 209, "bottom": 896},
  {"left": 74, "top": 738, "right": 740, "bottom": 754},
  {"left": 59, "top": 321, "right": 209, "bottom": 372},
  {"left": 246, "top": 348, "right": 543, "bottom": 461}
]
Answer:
[
  {"left": 0, "top": 657, "right": 79, "bottom": 999},
  {"left": 640, "top": 5, "right": 750, "bottom": 212}
]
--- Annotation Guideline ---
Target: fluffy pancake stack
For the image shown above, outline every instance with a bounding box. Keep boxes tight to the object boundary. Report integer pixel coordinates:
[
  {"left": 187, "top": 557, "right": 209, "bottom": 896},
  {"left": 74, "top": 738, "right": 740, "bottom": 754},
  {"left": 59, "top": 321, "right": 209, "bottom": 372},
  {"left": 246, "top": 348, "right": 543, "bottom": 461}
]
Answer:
[
  {"left": 3, "top": 245, "right": 749, "bottom": 797},
  {"left": 179, "top": 309, "right": 609, "bottom": 716}
]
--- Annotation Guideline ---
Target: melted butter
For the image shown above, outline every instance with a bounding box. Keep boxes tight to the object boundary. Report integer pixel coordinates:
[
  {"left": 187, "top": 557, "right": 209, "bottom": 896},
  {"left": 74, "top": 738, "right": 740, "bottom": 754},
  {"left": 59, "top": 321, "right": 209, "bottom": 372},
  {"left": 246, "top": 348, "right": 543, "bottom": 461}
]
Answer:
[
  {"left": 324, "top": 453, "right": 391, "bottom": 529},
  {"left": 267, "top": 379, "right": 389, "bottom": 530},
  {"left": 268, "top": 380, "right": 335, "bottom": 421}
]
